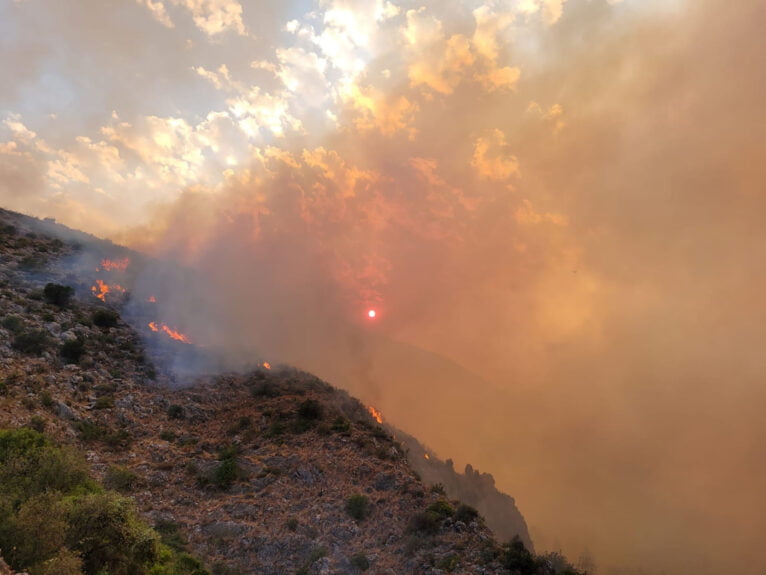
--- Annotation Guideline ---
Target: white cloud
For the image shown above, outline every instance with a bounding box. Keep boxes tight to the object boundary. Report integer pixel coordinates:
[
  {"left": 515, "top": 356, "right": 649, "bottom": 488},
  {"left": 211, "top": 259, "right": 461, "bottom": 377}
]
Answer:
[
  {"left": 135, "top": 0, "right": 174, "bottom": 28},
  {"left": 137, "top": 0, "right": 246, "bottom": 36}
]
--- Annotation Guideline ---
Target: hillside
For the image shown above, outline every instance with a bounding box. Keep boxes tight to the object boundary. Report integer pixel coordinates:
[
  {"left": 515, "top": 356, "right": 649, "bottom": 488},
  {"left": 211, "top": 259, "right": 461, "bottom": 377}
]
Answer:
[{"left": 0, "top": 208, "right": 584, "bottom": 574}]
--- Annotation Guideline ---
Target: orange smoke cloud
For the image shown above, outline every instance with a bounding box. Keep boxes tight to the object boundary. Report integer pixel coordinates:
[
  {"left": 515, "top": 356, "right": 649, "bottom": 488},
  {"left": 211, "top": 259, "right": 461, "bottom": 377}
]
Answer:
[{"left": 4, "top": 1, "right": 766, "bottom": 574}]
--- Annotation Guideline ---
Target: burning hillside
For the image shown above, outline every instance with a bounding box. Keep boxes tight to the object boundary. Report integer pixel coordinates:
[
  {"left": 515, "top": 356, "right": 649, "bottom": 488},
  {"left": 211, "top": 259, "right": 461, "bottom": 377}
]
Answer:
[{"left": 0, "top": 207, "right": 577, "bottom": 575}]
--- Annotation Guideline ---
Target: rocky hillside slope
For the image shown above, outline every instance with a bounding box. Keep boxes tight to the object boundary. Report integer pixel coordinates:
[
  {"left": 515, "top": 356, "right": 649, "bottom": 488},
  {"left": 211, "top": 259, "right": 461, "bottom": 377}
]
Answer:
[{"left": 0, "top": 208, "right": 584, "bottom": 575}]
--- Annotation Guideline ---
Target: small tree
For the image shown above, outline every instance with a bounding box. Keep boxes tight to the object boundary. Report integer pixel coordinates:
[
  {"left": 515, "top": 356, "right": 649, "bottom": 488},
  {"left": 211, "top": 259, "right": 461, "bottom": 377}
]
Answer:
[
  {"left": 43, "top": 283, "right": 74, "bottom": 308},
  {"left": 345, "top": 494, "right": 371, "bottom": 521},
  {"left": 92, "top": 309, "right": 120, "bottom": 328}
]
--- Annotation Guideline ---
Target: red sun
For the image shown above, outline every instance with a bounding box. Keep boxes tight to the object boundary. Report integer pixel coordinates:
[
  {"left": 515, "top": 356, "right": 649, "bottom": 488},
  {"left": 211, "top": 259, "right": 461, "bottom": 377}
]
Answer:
[{"left": 367, "top": 309, "right": 377, "bottom": 319}]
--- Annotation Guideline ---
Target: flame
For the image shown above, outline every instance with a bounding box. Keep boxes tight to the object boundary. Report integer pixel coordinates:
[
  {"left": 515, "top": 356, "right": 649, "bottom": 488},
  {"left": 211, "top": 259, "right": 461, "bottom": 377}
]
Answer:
[
  {"left": 91, "top": 279, "right": 125, "bottom": 302},
  {"left": 147, "top": 321, "right": 192, "bottom": 344},
  {"left": 262, "top": 362, "right": 271, "bottom": 370},
  {"left": 424, "top": 453, "right": 430, "bottom": 460},
  {"left": 367, "top": 405, "right": 384, "bottom": 424},
  {"left": 100, "top": 258, "right": 130, "bottom": 271},
  {"left": 147, "top": 296, "right": 157, "bottom": 303}
]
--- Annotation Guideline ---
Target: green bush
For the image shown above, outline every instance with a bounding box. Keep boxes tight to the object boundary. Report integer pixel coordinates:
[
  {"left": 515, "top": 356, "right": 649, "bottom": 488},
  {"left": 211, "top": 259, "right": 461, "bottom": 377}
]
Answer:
[
  {"left": 426, "top": 500, "right": 454, "bottom": 518},
  {"left": 27, "top": 415, "right": 46, "bottom": 433},
  {"left": 64, "top": 491, "right": 160, "bottom": 574},
  {"left": 500, "top": 536, "right": 537, "bottom": 575},
  {"left": 1, "top": 315, "right": 24, "bottom": 333},
  {"left": 297, "top": 399, "right": 322, "bottom": 421},
  {"left": 406, "top": 499, "right": 455, "bottom": 536},
  {"left": 345, "top": 493, "right": 371, "bottom": 521},
  {"left": 167, "top": 404, "right": 185, "bottom": 420},
  {"left": 212, "top": 445, "right": 240, "bottom": 490},
  {"left": 12, "top": 329, "right": 51, "bottom": 355},
  {"left": 406, "top": 510, "right": 442, "bottom": 535},
  {"left": 429, "top": 483, "right": 446, "bottom": 495},
  {"left": 437, "top": 554, "right": 460, "bottom": 571},
  {"left": 60, "top": 338, "right": 85, "bottom": 364},
  {"left": 454, "top": 504, "right": 479, "bottom": 524},
  {"left": 350, "top": 553, "right": 370, "bottom": 571},
  {"left": 74, "top": 421, "right": 132, "bottom": 450},
  {"left": 104, "top": 465, "right": 139, "bottom": 492},
  {"left": 330, "top": 417, "right": 351, "bottom": 433},
  {"left": 0, "top": 428, "right": 208, "bottom": 575},
  {"left": 43, "top": 283, "right": 74, "bottom": 307},
  {"left": 93, "top": 308, "right": 120, "bottom": 328},
  {"left": 154, "top": 519, "right": 188, "bottom": 552}
]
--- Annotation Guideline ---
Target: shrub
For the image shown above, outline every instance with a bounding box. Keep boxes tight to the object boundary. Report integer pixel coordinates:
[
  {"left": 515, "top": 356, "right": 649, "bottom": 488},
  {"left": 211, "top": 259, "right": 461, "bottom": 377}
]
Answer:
[
  {"left": 407, "top": 510, "right": 442, "bottom": 535},
  {"left": 166, "top": 404, "right": 185, "bottom": 420},
  {"left": 27, "top": 415, "right": 46, "bottom": 433},
  {"left": 104, "top": 465, "right": 138, "bottom": 492},
  {"left": 430, "top": 483, "right": 446, "bottom": 495},
  {"left": 12, "top": 329, "right": 51, "bottom": 355},
  {"left": 40, "top": 391, "right": 54, "bottom": 408},
  {"left": 19, "top": 254, "right": 46, "bottom": 271},
  {"left": 74, "top": 421, "right": 132, "bottom": 450},
  {"left": 286, "top": 517, "right": 299, "bottom": 532},
  {"left": 350, "top": 553, "right": 370, "bottom": 571},
  {"left": 227, "top": 416, "right": 251, "bottom": 436},
  {"left": 437, "top": 554, "right": 460, "bottom": 571},
  {"left": 297, "top": 399, "right": 322, "bottom": 421},
  {"left": 426, "top": 500, "right": 454, "bottom": 518},
  {"left": 0, "top": 428, "right": 211, "bottom": 575},
  {"left": 331, "top": 417, "right": 351, "bottom": 433},
  {"left": 94, "top": 395, "right": 115, "bottom": 410},
  {"left": 43, "top": 283, "right": 74, "bottom": 307},
  {"left": 500, "top": 536, "right": 537, "bottom": 575},
  {"left": 154, "top": 519, "right": 188, "bottom": 552},
  {"left": 345, "top": 493, "right": 371, "bottom": 521},
  {"left": 64, "top": 491, "right": 160, "bottom": 574},
  {"left": 1, "top": 315, "right": 24, "bottom": 333},
  {"left": 92, "top": 308, "right": 120, "bottom": 328},
  {"left": 454, "top": 504, "right": 479, "bottom": 524},
  {"left": 60, "top": 338, "right": 85, "bottom": 364},
  {"left": 212, "top": 445, "right": 240, "bottom": 490},
  {"left": 159, "top": 430, "right": 177, "bottom": 442},
  {"left": 211, "top": 563, "right": 245, "bottom": 575}
]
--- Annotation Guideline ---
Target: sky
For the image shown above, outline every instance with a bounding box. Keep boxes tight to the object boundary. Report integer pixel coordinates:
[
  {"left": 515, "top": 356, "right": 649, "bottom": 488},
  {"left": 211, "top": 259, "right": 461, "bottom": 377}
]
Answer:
[{"left": 2, "top": 0, "right": 766, "bottom": 573}]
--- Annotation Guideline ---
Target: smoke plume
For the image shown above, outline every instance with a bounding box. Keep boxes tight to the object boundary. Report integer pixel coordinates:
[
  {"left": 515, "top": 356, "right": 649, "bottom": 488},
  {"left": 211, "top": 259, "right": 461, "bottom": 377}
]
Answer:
[{"left": 2, "top": 0, "right": 765, "bottom": 572}]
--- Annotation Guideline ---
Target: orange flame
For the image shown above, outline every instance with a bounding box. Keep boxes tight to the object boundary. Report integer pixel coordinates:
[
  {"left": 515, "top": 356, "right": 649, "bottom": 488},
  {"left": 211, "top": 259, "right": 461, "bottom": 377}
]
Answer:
[
  {"left": 367, "top": 405, "right": 384, "bottom": 424},
  {"left": 424, "top": 453, "right": 430, "bottom": 460},
  {"left": 262, "top": 362, "right": 271, "bottom": 370},
  {"left": 100, "top": 258, "right": 130, "bottom": 271},
  {"left": 147, "top": 322, "right": 192, "bottom": 344},
  {"left": 91, "top": 279, "right": 125, "bottom": 302}
]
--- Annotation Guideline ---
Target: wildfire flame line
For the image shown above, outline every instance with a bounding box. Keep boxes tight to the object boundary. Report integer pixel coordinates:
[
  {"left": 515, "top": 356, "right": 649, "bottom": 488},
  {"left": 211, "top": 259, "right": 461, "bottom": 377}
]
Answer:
[
  {"left": 148, "top": 321, "right": 192, "bottom": 344},
  {"left": 367, "top": 405, "right": 384, "bottom": 424},
  {"left": 91, "top": 279, "right": 125, "bottom": 302},
  {"left": 100, "top": 258, "right": 130, "bottom": 272}
]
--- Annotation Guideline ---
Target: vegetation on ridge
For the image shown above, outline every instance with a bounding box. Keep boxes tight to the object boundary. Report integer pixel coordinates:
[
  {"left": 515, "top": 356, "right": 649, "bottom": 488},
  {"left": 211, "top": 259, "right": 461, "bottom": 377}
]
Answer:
[{"left": 0, "top": 428, "right": 209, "bottom": 575}]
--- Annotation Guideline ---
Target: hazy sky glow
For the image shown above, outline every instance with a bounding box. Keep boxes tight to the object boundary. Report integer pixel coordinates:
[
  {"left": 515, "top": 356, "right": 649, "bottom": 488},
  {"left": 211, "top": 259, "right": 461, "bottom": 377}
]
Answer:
[{"left": 2, "top": 1, "right": 766, "bottom": 573}]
